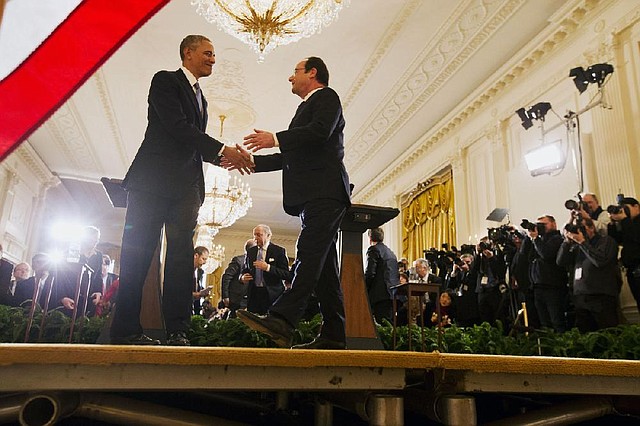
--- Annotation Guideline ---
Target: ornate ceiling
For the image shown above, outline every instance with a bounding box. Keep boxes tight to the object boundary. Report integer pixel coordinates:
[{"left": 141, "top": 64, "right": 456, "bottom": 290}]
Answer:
[{"left": 19, "top": 0, "right": 570, "bottom": 246}]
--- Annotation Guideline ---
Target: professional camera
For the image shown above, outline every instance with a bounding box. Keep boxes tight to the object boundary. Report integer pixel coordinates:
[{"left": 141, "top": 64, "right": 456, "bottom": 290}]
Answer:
[
  {"left": 607, "top": 204, "right": 622, "bottom": 214},
  {"left": 477, "top": 241, "right": 492, "bottom": 252},
  {"left": 564, "top": 221, "right": 584, "bottom": 234},
  {"left": 520, "top": 219, "right": 545, "bottom": 235},
  {"left": 564, "top": 195, "right": 589, "bottom": 214},
  {"left": 606, "top": 193, "right": 626, "bottom": 215}
]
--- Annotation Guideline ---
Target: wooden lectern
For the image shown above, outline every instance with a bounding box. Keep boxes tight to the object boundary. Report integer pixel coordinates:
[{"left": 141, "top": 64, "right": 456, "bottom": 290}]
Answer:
[
  {"left": 340, "top": 204, "right": 399, "bottom": 350},
  {"left": 100, "top": 178, "right": 165, "bottom": 342}
]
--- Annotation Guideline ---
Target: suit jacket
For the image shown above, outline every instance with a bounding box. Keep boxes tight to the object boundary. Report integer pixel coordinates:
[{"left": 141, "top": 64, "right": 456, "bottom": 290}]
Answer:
[
  {"left": 55, "top": 253, "right": 104, "bottom": 315},
  {"left": 365, "top": 242, "right": 400, "bottom": 304},
  {"left": 252, "top": 87, "right": 351, "bottom": 215},
  {"left": 221, "top": 254, "right": 247, "bottom": 307},
  {"left": 122, "top": 69, "right": 223, "bottom": 202},
  {"left": 0, "top": 258, "right": 14, "bottom": 305},
  {"left": 243, "top": 243, "right": 289, "bottom": 304},
  {"left": 192, "top": 267, "right": 206, "bottom": 314},
  {"left": 13, "top": 275, "right": 55, "bottom": 309}
]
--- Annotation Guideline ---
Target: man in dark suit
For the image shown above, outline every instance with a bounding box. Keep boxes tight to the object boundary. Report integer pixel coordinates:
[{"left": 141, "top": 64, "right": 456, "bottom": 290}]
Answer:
[
  {"left": 233, "top": 57, "right": 351, "bottom": 349},
  {"left": 364, "top": 227, "right": 399, "bottom": 324},
  {"left": 109, "top": 35, "right": 253, "bottom": 346},
  {"left": 191, "top": 246, "right": 209, "bottom": 316},
  {"left": 221, "top": 239, "right": 256, "bottom": 317},
  {"left": 56, "top": 226, "right": 105, "bottom": 317},
  {"left": 240, "top": 225, "right": 289, "bottom": 315},
  {"left": 13, "top": 253, "right": 54, "bottom": 309}
]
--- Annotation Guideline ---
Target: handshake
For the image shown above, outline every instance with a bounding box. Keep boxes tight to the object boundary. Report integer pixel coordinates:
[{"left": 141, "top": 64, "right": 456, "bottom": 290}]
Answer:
[{"left": 220, "top": 129, "right": 276, "bottom": 175}]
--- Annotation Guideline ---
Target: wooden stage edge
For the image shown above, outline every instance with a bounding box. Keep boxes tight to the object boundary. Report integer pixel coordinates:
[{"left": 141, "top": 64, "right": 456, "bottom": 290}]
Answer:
[{"left": 1, "top": 344, "right": 639, "bottom": 377}]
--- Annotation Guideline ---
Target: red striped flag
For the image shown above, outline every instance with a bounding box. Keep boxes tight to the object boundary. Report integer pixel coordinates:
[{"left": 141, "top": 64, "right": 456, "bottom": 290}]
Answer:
[{"left": 0, "top": 0, "right": 170, "bottom": 160}]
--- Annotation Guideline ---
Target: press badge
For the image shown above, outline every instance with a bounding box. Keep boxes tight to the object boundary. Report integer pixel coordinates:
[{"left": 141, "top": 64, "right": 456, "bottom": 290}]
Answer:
[
  {"left": 574, "top": 267, "right": 582, "bottom": 280},
  {"left": 481, "top": 276, "right": 489, "bottom": 285}
]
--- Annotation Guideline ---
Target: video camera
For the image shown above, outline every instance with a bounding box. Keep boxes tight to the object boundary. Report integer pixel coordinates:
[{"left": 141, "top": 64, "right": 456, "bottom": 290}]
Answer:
[
  {"left": 423, "top": 244, "right": 456, "bottom": 265},
  {"left": 487, "top": 224, "right": 523, "bottom": 246}
]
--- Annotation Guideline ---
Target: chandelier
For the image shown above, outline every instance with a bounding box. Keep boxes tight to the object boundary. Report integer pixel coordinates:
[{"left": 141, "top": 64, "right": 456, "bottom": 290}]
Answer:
[
  {"left": 197, "top": 165, "right": 252, "bottom": 237},
  {"left": 192, "top": 0, "right": 350, "bottom": 62}
]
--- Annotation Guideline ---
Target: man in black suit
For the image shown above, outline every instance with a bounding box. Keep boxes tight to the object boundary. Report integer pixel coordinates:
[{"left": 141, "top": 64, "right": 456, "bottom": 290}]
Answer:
[
  {"left": 364, "top": 227, "right": 399, "bottom": 324},
  {"left": 191, "top": 246, "right": 209, "bottom": 316},
  {"left": 13, "top": 253, "right": 54, "bottom": 309},
  {"left": 109, "top": 35, "right": 253, "bottom": 346},
  {"left": 221, "top": 239, "right": 256, "bottom": 317},
  {"left": 240, "top": 225, "right": 289, "bottom": 315},
  {"left": 233, "top": 57, "right": 351, "bottom": 349}
]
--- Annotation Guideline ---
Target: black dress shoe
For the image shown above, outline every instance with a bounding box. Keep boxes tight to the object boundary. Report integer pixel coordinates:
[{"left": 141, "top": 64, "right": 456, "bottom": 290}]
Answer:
[
  {"left": 292, "top": 337, "right": 346, "bottom": 350},
  {"left": 236, "top": 310, "right": 294, "bottom": 348},
  {"left": 111, "top": 334, "right": 161, "bottom": 345},
  {"left": 166, "top": 331, "right": 190, "bottom": 346}
]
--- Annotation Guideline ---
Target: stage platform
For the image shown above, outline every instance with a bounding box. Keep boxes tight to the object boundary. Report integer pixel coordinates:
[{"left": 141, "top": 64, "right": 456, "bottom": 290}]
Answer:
[
  {"left": 1, "top": 344, "right": 639, "bottom": 394},
  {"left": 1, "top": 344, "right": 639, "bottom": 424}
]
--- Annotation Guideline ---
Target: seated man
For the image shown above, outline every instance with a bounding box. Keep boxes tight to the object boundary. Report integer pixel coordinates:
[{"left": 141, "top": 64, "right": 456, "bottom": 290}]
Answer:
[
  {"left": 3, "top": 262, "right": 31, "bottom": 306},
  {"left": 13, "top": 253, "right": 53, "bottom": 309}
]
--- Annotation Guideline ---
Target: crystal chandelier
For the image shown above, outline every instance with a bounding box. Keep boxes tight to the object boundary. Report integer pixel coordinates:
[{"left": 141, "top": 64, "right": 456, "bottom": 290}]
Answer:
[
  {"left": 197, "top": 165, "right": 252, "bottom": 237},
  {"left": 192, "top": 0, "right": 350, "bottom": 62}
]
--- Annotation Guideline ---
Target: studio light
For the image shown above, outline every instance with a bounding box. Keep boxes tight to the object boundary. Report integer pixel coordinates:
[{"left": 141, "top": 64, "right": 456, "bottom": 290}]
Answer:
[
  {"left": 569, "top": 63, "right": 614, "bottom": 94},
  {"left": 528, "top": 102, "right": 552, "bottom": 121},
  {"left": 524, "top": 140, "right": 566, "bottom": 177},
  {"left": 515, "top": 108, "right": 533, "bottom": 130},
  {"left": 515, "top": 102, "right": 552, "bottom": 130}
]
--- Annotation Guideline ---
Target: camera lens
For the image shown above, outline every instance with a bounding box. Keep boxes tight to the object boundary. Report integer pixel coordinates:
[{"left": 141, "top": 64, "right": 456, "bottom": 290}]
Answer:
[{"left": 564, "top": 199, "right": 579, "bottom": 210}]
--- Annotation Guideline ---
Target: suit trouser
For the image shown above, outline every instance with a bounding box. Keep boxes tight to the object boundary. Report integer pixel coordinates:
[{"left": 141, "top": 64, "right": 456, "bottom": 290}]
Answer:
[
  {"left": 270, "top": 198, "right": 347, "bottom": 342},
  {"left": 110, "top": 189, "right": 200, "bottom": 339}
]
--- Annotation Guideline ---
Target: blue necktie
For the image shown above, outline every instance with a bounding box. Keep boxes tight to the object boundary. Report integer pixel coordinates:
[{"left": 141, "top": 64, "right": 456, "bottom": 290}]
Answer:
[{"left": 255, "top": 247, "right": 264, "bottom": 287}]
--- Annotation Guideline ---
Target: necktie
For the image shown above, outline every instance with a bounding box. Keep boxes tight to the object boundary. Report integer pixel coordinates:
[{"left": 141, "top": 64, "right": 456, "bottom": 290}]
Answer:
[
  {"left": 255, "top": 247, "right": 264, "bottom": 287},
  {"left": 194, "top": 82, "right": 203, "bottom": 116}
]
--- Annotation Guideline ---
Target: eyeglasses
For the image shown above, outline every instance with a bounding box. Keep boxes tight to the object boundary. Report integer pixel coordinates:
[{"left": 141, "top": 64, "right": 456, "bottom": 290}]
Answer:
[{"left": 293, "top": 67, "right": 306, "bottom": 74}]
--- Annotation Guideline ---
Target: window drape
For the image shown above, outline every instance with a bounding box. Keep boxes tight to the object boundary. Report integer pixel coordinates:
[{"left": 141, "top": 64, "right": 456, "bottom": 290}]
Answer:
[{"left": 401, "top": 169, "right": 456, "bottom": 261}]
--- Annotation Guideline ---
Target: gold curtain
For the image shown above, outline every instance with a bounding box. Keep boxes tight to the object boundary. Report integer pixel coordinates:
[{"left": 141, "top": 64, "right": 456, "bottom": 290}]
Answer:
[{"left": 402, "top": 169, "right": 456, "bottom": 261}]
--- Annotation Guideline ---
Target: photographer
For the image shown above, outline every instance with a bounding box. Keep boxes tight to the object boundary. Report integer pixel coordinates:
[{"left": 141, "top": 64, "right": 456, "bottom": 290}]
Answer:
[
  {"left": 510, "top": 231, "right": 540, "bottom": 329},
  {"left": 526, "top": 215, "right": 568, "bottom": 332},
  {"left": 450, "top": 253, "right": 480, "bottom": 327},
  {"left": 557, "top": 218, "right": 619, "bottom": 332},
  {"left": 566, "top": 193, "right": 610, "bottom": 237},
  {"left": 607, "top": 197, "right": 640, "bottom": 313},
  {"left": 473, "top": 238, "right": 507, "bottom": 325}
]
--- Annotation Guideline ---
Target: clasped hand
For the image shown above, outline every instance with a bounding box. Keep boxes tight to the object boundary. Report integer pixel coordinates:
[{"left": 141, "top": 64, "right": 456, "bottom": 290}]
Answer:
[
  {"left": 221, "top": 144, "right": 254, "bottom": 175},
  {"left": 243, "top": 129, "right": 275, "bottom": 152}
]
